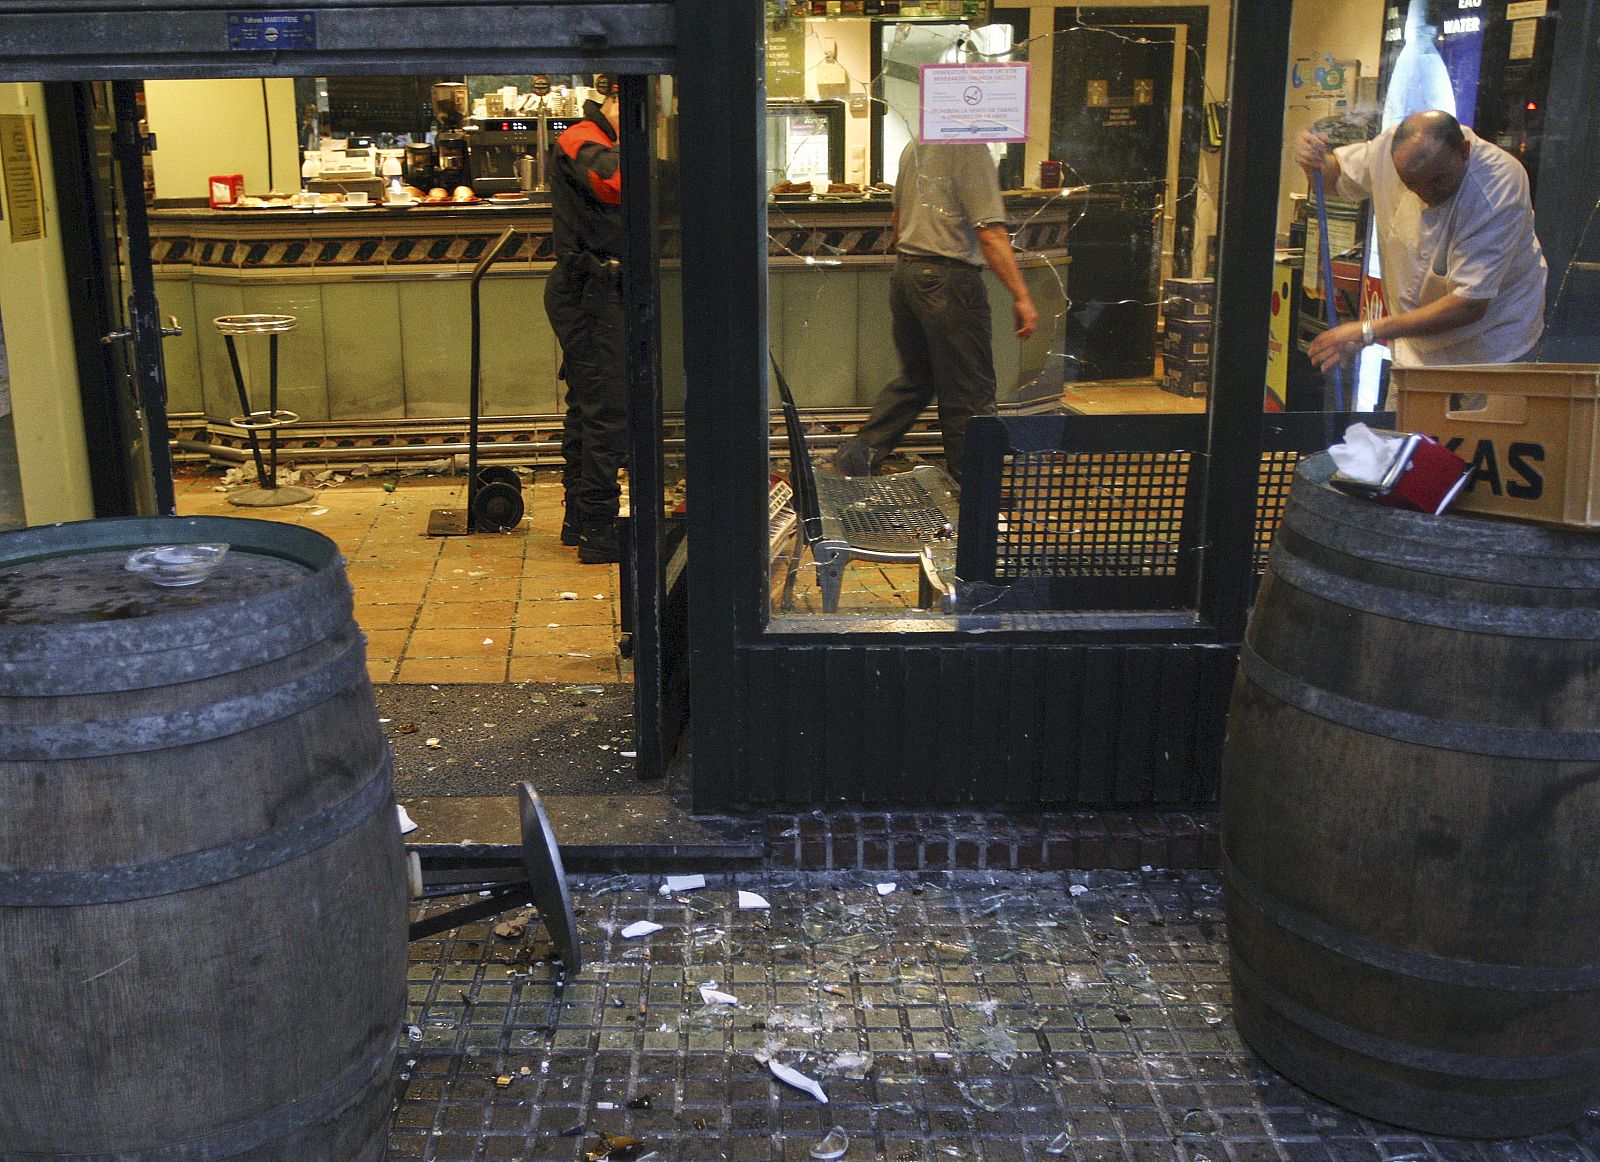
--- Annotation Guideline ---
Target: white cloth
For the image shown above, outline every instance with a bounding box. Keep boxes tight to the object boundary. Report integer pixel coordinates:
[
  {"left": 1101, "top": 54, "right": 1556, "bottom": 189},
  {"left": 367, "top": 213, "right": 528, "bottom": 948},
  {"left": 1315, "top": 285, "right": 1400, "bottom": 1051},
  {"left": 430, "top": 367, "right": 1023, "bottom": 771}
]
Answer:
[{"left": 1334, "top": 124, "right": 1546, "bottom": 366}]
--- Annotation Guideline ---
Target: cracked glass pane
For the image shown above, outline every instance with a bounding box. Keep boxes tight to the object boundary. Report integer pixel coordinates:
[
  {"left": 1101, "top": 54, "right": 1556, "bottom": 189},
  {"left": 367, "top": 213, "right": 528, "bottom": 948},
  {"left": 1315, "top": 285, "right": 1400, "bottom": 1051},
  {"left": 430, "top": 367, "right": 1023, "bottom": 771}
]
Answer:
[
  {"left": 764, "top": 3, "right": 1229, "bottom": 621},
  {"left": 763, "top": 1, "right": 1577, "bottom": 623}
]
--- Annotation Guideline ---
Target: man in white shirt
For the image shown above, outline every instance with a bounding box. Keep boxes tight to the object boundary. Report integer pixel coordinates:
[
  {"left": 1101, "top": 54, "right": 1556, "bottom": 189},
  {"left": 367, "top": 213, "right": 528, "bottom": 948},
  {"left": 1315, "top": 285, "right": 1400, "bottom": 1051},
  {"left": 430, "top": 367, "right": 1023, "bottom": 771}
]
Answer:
[{"left": 1295, "top": 109, "right": 1546, "bottom": 370}]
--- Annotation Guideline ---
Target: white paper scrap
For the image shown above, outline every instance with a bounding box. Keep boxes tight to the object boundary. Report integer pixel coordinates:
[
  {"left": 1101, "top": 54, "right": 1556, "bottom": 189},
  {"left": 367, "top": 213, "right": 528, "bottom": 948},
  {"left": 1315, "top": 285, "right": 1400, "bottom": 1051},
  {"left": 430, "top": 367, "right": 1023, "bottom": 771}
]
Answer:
[
  {"left": 738, "top": 890, "right": 770, "bottom": 910},
  {"left": 1069, "top": 884, "right": 1088, "bottom": 897},
  {"left": 395, "top": 805, "right": 419, "bottom": 835},
  {"left": 658, "top": 874, "right": 707, "bottom": 896},
  {"left": 699, "top": 986, "right": 739, "bottom": 1006},
  {"left": 768, "top": 1060, "right": 828, "bottom": 1103},
  {"left": 621, "top": 921, "right": 663, "bottom": 939},
  {"left": 875, "top": 883, "right": 896, "bottom": 896}
]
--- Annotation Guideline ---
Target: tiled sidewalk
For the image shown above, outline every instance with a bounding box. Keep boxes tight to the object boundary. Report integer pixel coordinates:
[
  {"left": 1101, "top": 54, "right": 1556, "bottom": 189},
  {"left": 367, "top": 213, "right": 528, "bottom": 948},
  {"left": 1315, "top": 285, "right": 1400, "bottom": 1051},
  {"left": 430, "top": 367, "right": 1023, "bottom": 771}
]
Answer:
[{"left": 391, "top": 870, "right": 1600, "bottom": 1161}]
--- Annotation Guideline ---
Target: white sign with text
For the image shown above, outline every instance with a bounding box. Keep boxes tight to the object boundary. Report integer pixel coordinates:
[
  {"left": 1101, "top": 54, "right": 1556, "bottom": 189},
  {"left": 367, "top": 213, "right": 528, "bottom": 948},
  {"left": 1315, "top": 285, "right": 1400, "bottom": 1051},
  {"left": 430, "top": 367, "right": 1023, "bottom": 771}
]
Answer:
[{"left": 918, "top": 62, "right": 1031, "bottom": 143}]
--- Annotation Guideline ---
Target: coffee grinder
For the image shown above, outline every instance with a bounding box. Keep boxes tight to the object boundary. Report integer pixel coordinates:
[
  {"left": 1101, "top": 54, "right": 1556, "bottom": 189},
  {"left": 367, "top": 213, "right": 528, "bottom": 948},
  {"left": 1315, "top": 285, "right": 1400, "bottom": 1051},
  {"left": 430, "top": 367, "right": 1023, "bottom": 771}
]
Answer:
[{"left": 431, "top": 81, "right": 471, "bottom": 190}]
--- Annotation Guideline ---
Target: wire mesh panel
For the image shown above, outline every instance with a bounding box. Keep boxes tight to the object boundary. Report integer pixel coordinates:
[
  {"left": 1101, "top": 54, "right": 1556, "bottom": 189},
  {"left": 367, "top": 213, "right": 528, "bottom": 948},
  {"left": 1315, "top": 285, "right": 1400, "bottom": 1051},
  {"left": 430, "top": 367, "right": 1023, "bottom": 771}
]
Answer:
[
  {"left": 1253, "top": 450, "right": 1303, "bottom": 574},
  {"left": 818, "top": 472, "right": 955, "bottom": 551},
  {"left": 996, "top": 449, "right": 1192, "bottom": 579}
]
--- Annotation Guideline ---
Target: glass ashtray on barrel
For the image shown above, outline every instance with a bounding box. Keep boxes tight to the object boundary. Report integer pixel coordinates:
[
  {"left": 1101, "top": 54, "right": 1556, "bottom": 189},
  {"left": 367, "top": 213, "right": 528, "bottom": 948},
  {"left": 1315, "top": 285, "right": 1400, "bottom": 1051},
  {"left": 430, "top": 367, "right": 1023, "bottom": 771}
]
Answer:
[{"left": 123, "top": 542, "right": 230, "bottom": 586}]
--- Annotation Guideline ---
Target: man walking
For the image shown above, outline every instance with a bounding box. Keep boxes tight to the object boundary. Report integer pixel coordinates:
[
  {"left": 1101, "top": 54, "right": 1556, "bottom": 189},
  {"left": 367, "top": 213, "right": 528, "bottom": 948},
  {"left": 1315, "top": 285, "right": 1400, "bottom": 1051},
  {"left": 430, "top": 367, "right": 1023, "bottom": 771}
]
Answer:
[{"left": 836, "top": 140, "right": 1037, "bottom": 482}]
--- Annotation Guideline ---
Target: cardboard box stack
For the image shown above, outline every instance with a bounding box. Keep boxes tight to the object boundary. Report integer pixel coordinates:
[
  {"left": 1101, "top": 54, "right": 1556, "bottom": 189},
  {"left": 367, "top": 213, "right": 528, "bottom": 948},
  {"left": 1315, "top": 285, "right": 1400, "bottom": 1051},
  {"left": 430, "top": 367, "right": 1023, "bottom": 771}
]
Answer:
[{"left": 1160, "top": 277, "right": 1214, "bottom": 398}]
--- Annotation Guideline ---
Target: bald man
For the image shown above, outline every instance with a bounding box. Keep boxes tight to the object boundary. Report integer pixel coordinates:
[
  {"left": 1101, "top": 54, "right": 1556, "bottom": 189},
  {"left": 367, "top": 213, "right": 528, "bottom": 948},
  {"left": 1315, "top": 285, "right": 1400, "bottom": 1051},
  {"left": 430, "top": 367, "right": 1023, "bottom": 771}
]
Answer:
[{"left": 1295, "top": 109, "right": 1545, "bottom": 372}]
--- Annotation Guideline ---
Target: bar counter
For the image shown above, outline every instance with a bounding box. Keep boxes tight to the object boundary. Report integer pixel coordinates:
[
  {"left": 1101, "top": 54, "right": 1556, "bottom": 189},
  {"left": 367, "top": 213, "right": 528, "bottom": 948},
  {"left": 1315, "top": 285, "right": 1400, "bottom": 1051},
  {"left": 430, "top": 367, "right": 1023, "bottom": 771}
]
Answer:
[{"left": 149, "top": 192, "right": 1081, "bottom": 457}]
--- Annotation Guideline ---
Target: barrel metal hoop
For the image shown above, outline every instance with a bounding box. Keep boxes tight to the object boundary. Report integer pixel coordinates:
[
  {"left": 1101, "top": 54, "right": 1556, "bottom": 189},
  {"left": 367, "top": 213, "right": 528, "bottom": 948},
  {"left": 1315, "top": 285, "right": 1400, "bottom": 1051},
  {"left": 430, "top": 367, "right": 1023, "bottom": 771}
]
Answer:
[
  {"left": 0, "top": 569, "right": 352, "bottom": 693},
  {"left": 1223, "top": 849, "right": 1600, "bottom": 991},
  {"left": 1238, "top": 644, "right": 1600, "bottom": 762},
  {"left": 0, "top": 1030, "right": 396, "bottom": 1162},
  {"left": 0, "top": 637, "right": 367, "bottom": 761},
  {"left": 1231, "top": 952, "right": 1600, "bottom": 1080},
  {"left": 1282, "top": 498, "right": 1600, "bottom": 590},
  {"left": 1270, "top": 536, "right": 1600, "bottom": 640},
  {"left": 1290, "top": 460, "right": 1600, "bottom": 578},
  {"left": 0, "top": 757, "right": 393, "bottom": 907}
]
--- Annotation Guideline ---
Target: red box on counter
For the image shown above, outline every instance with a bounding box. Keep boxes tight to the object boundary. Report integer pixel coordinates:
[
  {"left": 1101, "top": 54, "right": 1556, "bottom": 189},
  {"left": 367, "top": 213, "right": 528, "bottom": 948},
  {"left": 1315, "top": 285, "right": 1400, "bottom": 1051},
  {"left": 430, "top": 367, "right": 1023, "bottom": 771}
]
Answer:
[{"left": 208, "top": 174, "right": 245, "bottom": 208}]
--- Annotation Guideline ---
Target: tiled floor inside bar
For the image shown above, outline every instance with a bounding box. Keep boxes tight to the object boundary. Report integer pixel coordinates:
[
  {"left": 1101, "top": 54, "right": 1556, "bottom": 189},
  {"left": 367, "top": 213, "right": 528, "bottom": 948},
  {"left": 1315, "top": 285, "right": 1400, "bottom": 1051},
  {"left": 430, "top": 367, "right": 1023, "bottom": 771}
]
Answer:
[{"left": 175, "top": 467, "right": 628, "bottom": 685}]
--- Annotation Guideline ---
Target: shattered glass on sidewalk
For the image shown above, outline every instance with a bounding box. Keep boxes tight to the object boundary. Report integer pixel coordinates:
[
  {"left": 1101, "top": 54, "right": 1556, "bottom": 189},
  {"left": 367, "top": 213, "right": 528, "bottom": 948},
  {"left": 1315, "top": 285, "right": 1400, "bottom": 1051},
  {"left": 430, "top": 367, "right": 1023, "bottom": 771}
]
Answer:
[{"left": 391, "top": 870, "right": 1600, "bottom": 1160}]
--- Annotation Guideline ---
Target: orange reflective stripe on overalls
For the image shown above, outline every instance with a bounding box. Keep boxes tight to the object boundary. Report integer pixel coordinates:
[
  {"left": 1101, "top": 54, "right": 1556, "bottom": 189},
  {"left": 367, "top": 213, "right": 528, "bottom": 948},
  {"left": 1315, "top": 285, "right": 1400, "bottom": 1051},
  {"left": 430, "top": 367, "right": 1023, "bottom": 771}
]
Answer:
[{"left": 558, "top": 121, "right": 621, "bottom": 207}]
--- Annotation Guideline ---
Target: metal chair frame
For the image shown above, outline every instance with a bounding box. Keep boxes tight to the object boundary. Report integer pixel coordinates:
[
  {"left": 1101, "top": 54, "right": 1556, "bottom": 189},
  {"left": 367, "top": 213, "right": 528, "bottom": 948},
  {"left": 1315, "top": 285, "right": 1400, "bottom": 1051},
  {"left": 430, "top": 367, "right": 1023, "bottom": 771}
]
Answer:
[{"left": 770, "top": 356, "right": 960, "bottom": 613}]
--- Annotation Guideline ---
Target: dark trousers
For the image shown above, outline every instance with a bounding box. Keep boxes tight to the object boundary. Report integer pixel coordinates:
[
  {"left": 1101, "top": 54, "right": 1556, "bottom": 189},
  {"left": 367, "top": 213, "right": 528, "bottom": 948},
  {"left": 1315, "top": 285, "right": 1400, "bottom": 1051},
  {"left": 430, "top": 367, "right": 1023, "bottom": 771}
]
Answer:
[
  {"left": 544, "top": 253, "right": 627, "bottom": 523},
  {"left": 855, "top": 256, "right": 997, "bottom": 481}
]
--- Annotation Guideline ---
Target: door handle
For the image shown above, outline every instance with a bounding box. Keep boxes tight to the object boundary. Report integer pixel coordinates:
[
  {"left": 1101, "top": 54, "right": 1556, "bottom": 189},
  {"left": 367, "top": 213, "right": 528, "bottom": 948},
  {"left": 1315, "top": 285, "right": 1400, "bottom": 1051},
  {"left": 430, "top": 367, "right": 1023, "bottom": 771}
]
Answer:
[{"left": 102, "top": 316, "right": 182, "bottom": 344}]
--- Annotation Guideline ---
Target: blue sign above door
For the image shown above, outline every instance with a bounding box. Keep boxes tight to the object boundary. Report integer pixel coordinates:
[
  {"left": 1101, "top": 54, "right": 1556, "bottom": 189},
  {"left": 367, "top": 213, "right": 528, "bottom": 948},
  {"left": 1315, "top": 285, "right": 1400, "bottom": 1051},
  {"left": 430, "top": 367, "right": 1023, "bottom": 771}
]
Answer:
[{"left": 227, "top": 11, "right": 317, "bottom": 51}]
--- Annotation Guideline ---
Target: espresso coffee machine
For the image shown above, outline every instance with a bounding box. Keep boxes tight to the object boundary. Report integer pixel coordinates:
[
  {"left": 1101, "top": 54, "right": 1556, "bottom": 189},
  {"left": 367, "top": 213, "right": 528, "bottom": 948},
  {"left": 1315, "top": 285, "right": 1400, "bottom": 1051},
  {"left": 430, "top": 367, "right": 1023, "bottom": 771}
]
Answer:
[
  {"left": 431, "top": 81, "right": 471, "bottom": 190},
  {"left": 403, "top": 142, "right": 437, "bottom": 191},
  {"left": 465, "top": 117, "right": 540, "bottom": 196}
]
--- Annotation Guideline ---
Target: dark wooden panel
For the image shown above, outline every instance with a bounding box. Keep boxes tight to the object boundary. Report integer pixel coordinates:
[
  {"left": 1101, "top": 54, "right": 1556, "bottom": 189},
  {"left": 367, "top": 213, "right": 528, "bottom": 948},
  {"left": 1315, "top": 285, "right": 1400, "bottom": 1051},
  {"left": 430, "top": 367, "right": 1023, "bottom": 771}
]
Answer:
[
  {"left": 934, "top": 649, "right": 973, "bottom": 804},
  {"left": 1076, "top": 649, "right": 1118, "bottom": 804},
  {"left": 1004, "top": 648, "right": 1045, "bottom": 805},
  {"left": 1113, "top": 648, "right": 1161, "bottom": 803},
  {"left": 858, "top": 648, "right": 906, "bottom": 806},
  {"left": 968, "top": 649, "right": 1012, "bottom": 802},
  {"left": 723, "top": 641, "right": 1229, "bottom": 810},
  {"left": 900, "top": 650, "right": 942, "bottom": 805},
  {"left": 1037, "top": 648, "right": 1084, "bottom": 802},
  {"left": 1152, "top": 647, "right": 1200, "bottom": 803},
  {"left": 822, "top": 647, "right": 862, "bottom": 806},
  {"left": 1190, "top": 647, "right": 1237, "bottom": 802}
]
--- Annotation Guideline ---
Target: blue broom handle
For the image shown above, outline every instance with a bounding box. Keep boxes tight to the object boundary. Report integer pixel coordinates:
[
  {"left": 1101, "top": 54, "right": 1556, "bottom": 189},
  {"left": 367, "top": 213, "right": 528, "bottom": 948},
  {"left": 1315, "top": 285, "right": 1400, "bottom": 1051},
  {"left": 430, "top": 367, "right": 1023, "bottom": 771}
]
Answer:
[{"left": 1313, "top": 167, "right": 1348, "bottom": 410}]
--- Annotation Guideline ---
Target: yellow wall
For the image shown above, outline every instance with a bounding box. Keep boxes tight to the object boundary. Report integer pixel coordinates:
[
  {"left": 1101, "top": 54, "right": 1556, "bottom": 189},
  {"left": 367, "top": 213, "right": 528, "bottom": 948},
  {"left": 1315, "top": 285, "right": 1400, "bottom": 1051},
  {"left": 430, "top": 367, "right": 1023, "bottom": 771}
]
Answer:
[
  {"left": 0, "top": 84, "right": 94, "bottom": 526},
  {"left": 145, "top": 78, "right": 301, "bottom": 200},
  {"left": 1279, "top": 0, "right": 1386, "bottom": 235},
  {"left": 801, "top": 19, "right": 875, "bottom": 186}
]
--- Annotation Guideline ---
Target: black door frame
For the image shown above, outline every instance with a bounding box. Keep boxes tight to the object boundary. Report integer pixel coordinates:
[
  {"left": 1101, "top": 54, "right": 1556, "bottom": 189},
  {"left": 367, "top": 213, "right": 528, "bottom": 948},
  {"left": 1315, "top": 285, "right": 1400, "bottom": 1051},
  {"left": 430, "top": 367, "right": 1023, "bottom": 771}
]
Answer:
[
  {"left": 43, "top": 81, "right": 141, "bottom": 517},
  {"left": 675, "top": 0, "right": 1290, "bottom": 810},
  {"left": 0, "top": 2, "right": 683, "bottom": 779}
]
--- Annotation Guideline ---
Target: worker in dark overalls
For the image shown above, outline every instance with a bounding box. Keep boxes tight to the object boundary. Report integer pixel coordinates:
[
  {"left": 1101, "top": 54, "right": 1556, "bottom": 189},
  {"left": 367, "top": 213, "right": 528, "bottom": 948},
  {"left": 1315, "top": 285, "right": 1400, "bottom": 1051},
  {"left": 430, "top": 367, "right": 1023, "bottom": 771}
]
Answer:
[{"left": 544, "top": 82, "right": 625, "bottom": 564}]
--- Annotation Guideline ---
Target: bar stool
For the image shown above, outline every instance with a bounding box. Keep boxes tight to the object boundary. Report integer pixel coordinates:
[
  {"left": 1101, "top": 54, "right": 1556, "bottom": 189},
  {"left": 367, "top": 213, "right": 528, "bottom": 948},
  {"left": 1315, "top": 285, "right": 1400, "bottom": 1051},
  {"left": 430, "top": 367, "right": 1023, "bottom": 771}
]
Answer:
[{"left": 214, "top": 313, "right": 313, "bottom": 507}]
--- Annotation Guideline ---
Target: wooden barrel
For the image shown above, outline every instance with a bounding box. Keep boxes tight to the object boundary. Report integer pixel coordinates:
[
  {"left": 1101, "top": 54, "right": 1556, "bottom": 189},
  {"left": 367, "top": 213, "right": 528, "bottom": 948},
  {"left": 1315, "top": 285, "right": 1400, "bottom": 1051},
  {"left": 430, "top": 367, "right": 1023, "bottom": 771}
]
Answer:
[
  {"left": 1223, "top": 453, "right": 1600, "bottom": 1137},
  {"left": 0, "top": 517, "right": 407, "bottom": 1160}
]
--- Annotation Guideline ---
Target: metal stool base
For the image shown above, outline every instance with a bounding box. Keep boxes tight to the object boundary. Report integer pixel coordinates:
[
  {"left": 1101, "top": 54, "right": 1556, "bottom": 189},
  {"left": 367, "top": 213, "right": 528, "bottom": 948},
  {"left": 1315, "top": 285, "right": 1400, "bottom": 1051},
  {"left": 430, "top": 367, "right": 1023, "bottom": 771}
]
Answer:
[
  {"left": 227, "top": 485, "right": 315, "bottom": 508},
  {"left": 230, "top": 409, "right": 300, "bottom": 431}
]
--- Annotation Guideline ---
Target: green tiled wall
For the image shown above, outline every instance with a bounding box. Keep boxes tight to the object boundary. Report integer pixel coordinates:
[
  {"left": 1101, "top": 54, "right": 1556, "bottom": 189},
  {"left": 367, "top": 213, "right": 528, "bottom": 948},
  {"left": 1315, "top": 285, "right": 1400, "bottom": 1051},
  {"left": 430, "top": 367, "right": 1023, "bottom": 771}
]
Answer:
[{"left": 157, "top": 256, "right": 1063, "bottom": 423}]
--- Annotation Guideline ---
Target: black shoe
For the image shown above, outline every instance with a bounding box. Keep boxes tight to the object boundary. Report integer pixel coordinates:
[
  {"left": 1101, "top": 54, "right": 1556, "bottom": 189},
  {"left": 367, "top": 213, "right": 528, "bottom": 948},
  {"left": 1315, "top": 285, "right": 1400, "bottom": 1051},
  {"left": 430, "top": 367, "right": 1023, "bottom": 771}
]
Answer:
[
  {"left": 832, "top": 439, "right": 880, "bottom": 476},
  {"left": 577, "top": 521, "right": 620, "bottom": 564},
  {"left": 560, "top": 510, "right": 580, "bottom": 547}
]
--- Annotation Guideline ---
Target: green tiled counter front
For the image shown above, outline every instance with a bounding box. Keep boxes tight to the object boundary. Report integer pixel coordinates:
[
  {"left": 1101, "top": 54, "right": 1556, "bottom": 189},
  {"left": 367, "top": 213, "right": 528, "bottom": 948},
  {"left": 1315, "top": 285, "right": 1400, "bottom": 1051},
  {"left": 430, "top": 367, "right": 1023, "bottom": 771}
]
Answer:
[{"left": 150, "top": 195, "right": 1074, "bottom": 449}]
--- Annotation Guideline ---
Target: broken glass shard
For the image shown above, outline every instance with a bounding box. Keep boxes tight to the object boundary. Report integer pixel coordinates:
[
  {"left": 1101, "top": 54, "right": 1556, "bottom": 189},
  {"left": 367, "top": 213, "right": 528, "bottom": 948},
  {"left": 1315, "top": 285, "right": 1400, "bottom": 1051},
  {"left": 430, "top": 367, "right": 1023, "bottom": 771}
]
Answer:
[
  {"left": 956, "top": 1079, "right": 1013, "bottom": 1111},
  {"left": 809, "top": 1127, "right": 849, "bottom": 1159}
]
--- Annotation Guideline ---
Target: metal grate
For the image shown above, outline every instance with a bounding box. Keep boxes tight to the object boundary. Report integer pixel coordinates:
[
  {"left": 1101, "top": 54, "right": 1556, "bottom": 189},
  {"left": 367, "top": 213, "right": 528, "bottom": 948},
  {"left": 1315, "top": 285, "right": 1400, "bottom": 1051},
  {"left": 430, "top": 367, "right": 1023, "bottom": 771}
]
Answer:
[
  {"left": 994, "top": 449, "right": 1191, "bottom": 579},
  {"left": 814, "top": 472, "right": 954, "bottom": 549},
  {"left": 1254, "top": 451, "right": 1303, "bottom": 574}
]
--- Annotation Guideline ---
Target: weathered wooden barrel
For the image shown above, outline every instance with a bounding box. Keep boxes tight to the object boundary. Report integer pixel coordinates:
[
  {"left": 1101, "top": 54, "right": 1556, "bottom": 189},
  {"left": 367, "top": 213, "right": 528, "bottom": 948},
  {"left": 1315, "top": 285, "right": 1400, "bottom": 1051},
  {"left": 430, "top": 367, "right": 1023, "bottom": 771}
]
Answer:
[
  {"left": 0, "top": 517, "right": 407, "bottom": 1160},
  {"left": 1223, "top": 453, "right": 1600, "bottom": 1137}
]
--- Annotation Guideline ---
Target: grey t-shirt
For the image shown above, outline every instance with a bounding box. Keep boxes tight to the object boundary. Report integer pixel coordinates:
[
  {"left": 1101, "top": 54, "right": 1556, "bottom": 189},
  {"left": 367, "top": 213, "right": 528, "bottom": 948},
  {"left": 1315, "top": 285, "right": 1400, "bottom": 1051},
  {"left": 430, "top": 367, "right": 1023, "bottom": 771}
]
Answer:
[{"left": 893, "top": 142, "right": 1007, "bottom": 267}]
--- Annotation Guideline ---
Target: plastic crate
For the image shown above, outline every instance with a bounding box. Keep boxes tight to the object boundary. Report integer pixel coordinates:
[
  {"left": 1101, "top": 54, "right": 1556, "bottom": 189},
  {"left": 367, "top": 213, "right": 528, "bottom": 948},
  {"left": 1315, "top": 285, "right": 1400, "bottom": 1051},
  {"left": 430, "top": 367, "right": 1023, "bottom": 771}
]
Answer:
[{"left": 1394, "top": 363, "right": 1600, "bottom": 528}]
